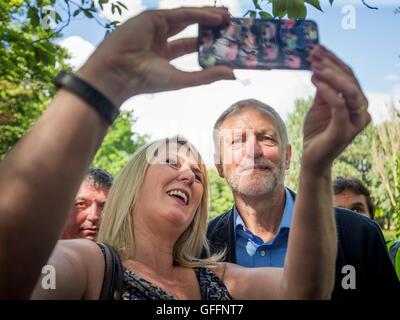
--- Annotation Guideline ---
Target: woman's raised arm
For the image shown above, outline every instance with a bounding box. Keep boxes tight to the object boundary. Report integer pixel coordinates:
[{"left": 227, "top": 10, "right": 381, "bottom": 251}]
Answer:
[{"left": 0, "top": 7, "right": 234, "bottom": 299}]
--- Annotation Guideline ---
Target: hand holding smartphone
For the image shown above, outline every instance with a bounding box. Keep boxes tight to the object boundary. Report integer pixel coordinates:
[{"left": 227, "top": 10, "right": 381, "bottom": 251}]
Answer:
[{"left": 198, "top": 17, "right": 319, "bottom": 70}]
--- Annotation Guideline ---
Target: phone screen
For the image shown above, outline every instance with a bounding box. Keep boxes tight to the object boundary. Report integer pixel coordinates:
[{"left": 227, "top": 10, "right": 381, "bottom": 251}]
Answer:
[{"left": 198, "top": 18, "right": 319, "bottom": 70}]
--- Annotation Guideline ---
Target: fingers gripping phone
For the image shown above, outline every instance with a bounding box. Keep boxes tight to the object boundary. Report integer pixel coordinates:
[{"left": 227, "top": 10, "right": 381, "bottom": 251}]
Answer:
[{"left": 198, "top": 17, "right": 319, "bottom": 70}]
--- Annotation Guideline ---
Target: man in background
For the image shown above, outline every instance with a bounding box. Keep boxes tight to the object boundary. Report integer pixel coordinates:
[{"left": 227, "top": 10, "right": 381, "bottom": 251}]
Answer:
[
  {"left": 61, "top": 168, "right": 113, "bottom": 241},
  {"left": 332, "top": 176, "right": 375, "bottom": 220},
  {"left": 333, "top": 176, "right": 400, "bottom": 281}
]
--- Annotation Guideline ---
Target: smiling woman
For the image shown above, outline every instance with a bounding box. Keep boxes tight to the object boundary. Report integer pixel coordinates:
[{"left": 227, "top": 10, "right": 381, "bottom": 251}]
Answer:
[{"left": 97, "top": 135, "right": 223, "bottom": 269}]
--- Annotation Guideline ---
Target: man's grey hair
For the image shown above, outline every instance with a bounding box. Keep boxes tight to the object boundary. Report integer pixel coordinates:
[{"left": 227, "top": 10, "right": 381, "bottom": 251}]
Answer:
[
  {"left": 213, "top": 99, "right": 289, "bottom": 159},
  {"left": 84, "top": 168, "right": 114, "bottom": 190}
]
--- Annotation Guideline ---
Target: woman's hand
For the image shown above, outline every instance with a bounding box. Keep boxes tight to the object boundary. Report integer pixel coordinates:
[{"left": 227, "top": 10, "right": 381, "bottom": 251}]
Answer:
[
  {"left": 302, "top": 45, "right": 371, "bottom": 172},
  {"left": 76, "top": 7, "right": 235, "bottom": 107}
]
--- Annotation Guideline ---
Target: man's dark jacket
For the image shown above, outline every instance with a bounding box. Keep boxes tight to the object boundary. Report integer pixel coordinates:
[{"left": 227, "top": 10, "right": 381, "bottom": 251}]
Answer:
[{"left": 205, "top": 189, "right": 400, "bottom": 300}]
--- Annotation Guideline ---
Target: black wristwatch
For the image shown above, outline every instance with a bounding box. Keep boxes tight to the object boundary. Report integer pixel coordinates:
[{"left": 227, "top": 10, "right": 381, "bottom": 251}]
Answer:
[{"left": 53, "top": 71, "right": 120, "bottom": 125}]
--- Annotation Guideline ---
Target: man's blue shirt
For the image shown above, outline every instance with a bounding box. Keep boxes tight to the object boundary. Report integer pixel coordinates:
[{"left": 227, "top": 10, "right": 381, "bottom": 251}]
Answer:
[{"left": 234, "top": 187, "right": 294, "bottom": 267}]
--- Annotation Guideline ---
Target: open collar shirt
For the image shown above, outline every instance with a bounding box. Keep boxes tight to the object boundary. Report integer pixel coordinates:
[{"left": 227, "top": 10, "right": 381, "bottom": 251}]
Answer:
[{"left": 233, "top": 187, "right": 295, "bottom": 267}]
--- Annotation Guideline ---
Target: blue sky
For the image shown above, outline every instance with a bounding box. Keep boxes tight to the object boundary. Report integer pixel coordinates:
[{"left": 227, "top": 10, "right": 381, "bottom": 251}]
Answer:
[{"left": 55, "top": 0, "right": 400, "bottom": 165}]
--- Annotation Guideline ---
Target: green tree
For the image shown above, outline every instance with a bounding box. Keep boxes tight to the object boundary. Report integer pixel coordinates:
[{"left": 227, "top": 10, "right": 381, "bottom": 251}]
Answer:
[
  {"left": 371, "top": 104, "right": 400, "bottom": 234},
  {"left": 91, "top": 110, "right": 149, "bottom": 177},
  {"left": 0, "top": 0, "right": 149, "bottom": 174},
  {"left": 208, "top": 168, "right": 234, "bottom": 220},
  {"left": 284, "top": 97, "right": 312, "bottom": 191},
  {"left": 0, "top": 0, "right": 71, "bottom": 159},
  {"left": 1, "top": 1, "right": 127, "bottom": 83}
]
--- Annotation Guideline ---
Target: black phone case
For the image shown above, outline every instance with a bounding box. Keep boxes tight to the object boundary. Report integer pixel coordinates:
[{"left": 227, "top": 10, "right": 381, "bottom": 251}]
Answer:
[{"left": 198, "top": 17, "right": 319, "bottom": 70}]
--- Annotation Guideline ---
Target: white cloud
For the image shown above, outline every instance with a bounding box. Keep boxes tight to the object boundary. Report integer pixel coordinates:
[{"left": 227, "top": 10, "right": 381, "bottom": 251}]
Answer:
[
  {"left": 384, "top": 74, "right": 399, "bottom": 81},
  {"left": 59, "top": 36, "right": 95, "bottom": 71},
  {"left": 366, "top": 85, "right": 400, "bottom": 125}
]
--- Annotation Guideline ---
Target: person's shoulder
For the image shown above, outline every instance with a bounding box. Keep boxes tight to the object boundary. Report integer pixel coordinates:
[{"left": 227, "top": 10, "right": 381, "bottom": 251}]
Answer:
[
  {"left": 57, "top": 238, "right": 103, "bottom": 254},
  {"left": 59, "top": 239, "right": 106, "bottom": 299},
  {"left": 207, "top": 207, "right": 234, "bottom": 229},
  {"left": 333, "top": 206, "right": 386, "bottom": 247},
  {"left": 56, "top": 239, "right": 105, "bottom": 278},
  {"left": 333, "top": 206, "right": 379, "bottom": 230}
]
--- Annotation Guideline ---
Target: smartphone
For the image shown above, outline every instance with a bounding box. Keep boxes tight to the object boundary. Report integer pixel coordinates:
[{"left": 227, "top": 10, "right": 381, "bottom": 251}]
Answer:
[{"left": 198, "top": 17, "right": 319, "bottom": 70}]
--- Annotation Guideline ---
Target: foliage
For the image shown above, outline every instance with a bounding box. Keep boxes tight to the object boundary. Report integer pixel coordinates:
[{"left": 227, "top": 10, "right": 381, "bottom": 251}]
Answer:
[
  {"left": 246, "top": 0, "right": 331, "bottom": 18},
  {"left": 208, "top": 168, "right": 234, "bottom": 220},
  {"left": 284, "top": 97, "right": 311, "bottom": 191},
  {"left": 371, "top": 104, "right": 400, "bottom": 235},
  {"left": 1, "top": 0, "right": 149, "bottom": 180},
  {"left": 0, "top": 0, "right": 71, "bottom": 159},
  {"left": 1, "top": 1, "right": 126, "bottom": 73},
  {"left": 91, "top": 110, "right": 149, "bottom": 177},
  {"left": 248, "top": 0, "right": 378, "bottom": 18}
]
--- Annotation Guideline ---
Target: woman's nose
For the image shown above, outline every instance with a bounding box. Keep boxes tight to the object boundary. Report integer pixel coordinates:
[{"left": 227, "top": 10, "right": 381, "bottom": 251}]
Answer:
[{"left": 177, "top": 168, "right": 195, "bottom": 184}]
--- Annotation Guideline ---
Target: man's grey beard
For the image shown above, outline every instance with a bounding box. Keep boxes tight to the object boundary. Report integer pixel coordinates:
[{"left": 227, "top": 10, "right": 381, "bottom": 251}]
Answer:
[{"left": 223, "top": 159, "right": 286, "bottom": 198}]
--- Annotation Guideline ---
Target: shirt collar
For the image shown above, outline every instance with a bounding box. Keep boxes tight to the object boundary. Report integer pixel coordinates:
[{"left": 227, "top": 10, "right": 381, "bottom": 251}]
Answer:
[{"left": 234, "top": 187, "right": 295, "bottom": 237}]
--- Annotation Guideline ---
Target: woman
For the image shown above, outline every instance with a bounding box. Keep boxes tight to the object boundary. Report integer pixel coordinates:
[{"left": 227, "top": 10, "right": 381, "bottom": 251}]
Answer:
[
  {"left": 0, "top": 7, "right": 370, "bottom": 299},
  {"left": 31, "top": 134, "right": 334, "bottom": 299}
]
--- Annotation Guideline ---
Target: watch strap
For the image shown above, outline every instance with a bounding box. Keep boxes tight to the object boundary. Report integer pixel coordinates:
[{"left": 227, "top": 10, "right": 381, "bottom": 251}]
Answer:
[{"left": 53, "top": 71, "right": 120, "bottom": 125}]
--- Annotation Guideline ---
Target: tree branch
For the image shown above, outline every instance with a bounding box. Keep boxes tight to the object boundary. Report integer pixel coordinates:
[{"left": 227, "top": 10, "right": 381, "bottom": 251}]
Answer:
[{"left": 361, "top": 0, "right": 378, "bottom": 10}]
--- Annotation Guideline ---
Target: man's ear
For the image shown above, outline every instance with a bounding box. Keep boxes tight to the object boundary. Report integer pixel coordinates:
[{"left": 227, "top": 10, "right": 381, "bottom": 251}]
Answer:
[
  {"left": 285, "top": 144, "right": 292, "bottom": 170},
  {"left": 214, "top": 153, "right": 224, "bottom": 178}
]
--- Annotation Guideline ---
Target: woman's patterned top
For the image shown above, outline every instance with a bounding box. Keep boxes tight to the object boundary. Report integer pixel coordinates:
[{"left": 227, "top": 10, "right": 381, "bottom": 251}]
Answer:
[{"left": 121, "top": 267, "right": 232, "bottom": 300}]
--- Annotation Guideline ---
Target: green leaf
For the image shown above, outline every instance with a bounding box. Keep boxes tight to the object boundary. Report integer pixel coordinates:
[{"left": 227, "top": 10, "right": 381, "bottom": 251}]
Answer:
[
  {"left": 73, "top": 9, "right": 80, "bottom": 17},
  {"left": 304, "top": 0, "right": 323, "bottom": 11},
  {"left": 329, "top": 0, "right": 334, "bottom": 5},
  {"left": 83, "top": 10, "right": 93, "bottom": 18},
  {"left": 252, "top": 0, "right": 262, "bottom": 10},
  {"left": 55, "top": 12, "right": 62, "bottom": 23},
  {"left": 287, "top": 0, "right": 306, "bottom": 18},
  {"left": 259, "top": 11, "right": 273, "bottom": 18},
  {"left": 116, "top": 1, "right": 128, "bottom": 10},
  {"left": 244, "top": 10, "right": 256, "bottom": 17},
  {"left": 28, "top": 8, "right": 40, "bottom": 27},
  {"left": 272, "top": 0, "right": 287, "bottom": 18},
  {"left": 89, "top": 3, "right": 97, "bottom": 12}
]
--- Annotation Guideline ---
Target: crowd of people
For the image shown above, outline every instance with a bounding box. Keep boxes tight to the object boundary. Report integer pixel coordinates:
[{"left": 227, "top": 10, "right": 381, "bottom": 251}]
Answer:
[{"left": 0, "top": 6, "right": 399, "bottom": 300}]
